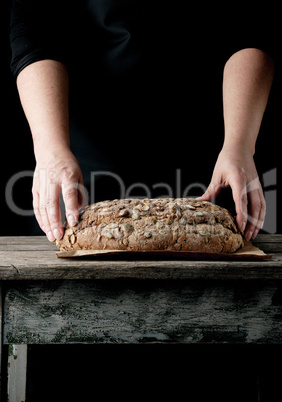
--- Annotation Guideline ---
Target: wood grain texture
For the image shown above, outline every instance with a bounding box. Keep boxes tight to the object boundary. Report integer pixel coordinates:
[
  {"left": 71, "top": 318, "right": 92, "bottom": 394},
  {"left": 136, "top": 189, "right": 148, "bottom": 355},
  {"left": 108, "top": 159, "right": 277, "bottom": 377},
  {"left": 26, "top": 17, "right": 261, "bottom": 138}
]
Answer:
[
  {"left": 3, "top": 279, "right": 282, "bottom": 345},
  {"left": 0, "top": 285, "right": 2, "bottom": 397},
  {"left": 7, "top": 344, "right": 27, "bottom": 402},
  {"left": 0, "top": 234, "right": 281, "bottom": 280}
]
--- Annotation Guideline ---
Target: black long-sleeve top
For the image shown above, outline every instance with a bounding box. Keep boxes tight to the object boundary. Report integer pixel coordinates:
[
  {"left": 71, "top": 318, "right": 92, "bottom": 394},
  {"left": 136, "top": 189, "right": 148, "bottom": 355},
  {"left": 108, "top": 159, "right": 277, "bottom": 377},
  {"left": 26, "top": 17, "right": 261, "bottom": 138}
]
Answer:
[
  {"left": 9, "top": 0, "right": 279, "bottom": 202},
  {"left": 9, "top": 0, "right": 278, "bottom": 78}
]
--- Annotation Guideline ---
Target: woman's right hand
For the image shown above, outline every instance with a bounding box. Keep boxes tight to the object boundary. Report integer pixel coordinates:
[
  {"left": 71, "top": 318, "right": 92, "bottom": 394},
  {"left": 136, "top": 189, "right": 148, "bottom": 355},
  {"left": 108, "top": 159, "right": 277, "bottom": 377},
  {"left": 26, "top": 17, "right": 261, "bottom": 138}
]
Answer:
[{"left": 32, "top": 147, "right": 87, "bottom": 242}]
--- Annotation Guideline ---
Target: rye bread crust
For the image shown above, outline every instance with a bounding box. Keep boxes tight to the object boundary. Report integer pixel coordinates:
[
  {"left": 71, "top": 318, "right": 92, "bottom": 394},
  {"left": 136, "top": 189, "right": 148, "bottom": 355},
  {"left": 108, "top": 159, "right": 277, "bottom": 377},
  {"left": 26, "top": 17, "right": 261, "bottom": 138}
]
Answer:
[{"left": 56, "top": 198, "right": 244, "bottom": 253}]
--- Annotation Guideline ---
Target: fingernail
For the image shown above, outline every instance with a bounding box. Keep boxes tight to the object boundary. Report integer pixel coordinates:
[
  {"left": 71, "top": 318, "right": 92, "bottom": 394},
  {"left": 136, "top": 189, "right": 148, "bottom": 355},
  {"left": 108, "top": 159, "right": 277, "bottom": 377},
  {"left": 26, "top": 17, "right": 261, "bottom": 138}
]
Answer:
[
  {"left": 240, "top": 221, "right": 247, "bottom": 232},
  {"left": 252, "top": 229, "right": 259, "bottom": 239},
  {"left": 245, "top": 232, "right": 252, "bottom": 242},
  {"left": 68, "top": 214, "right": 77, "bottom": 227},
  {"left": 54, "top": 228, "right": 63, "bottom": 240},
  {"left": 47, "top": 231, "right": 55, "bottom": 242}
]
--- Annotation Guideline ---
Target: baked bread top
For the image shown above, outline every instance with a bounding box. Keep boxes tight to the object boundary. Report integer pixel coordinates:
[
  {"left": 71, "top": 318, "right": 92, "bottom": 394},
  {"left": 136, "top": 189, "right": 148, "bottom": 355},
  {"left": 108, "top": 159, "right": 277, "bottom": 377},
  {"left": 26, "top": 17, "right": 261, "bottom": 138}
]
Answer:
[{"left": 56, "top": 198, "right": 244, "bottom": 253}]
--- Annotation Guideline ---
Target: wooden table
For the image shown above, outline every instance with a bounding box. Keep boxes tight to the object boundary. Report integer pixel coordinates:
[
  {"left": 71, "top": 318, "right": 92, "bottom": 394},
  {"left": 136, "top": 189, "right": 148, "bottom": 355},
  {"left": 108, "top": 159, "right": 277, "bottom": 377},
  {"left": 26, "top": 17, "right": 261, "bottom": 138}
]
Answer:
[{"left": 0, "top": 234, "right": 282, "bottom": 401}]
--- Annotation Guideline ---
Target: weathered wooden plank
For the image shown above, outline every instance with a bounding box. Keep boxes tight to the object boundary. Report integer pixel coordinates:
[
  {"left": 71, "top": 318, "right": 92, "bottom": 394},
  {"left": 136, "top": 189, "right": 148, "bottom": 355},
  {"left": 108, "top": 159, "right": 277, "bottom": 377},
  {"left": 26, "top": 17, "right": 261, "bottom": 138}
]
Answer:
[
  {"left": 253, "top": 234, "right": 282, "bottom": 243},
  {"left": 0, "top": 252, "right": 282, "bottom": 280},
  {"left": 3, "top": 280, "right": 282, "bottom": 344},
  {"left": 0, "top": 244, "right": 55, "bottom": 252},
  {"left": 0, "top": 236, "right": 55, "bottom": 251},
  {"left": 0, "top": 285, "right": 2, "bottom": 398},
  {"left": 0, "top": 256, "right": 281, "bottom": 280},
  {"left": 0, "top": 236, "right": 48, "bottom": 245},
  {"left": 0, "top": 235, "right": 281, "bottom": 280},
  {"left": 252, "top": 235, "right": 282, "bottom": 253},
  {"left": 0, "top": 235, "right": 44, "bottom": 242},
  {"left": 7, "top": 344, "right": 27, "bottom": 402}
]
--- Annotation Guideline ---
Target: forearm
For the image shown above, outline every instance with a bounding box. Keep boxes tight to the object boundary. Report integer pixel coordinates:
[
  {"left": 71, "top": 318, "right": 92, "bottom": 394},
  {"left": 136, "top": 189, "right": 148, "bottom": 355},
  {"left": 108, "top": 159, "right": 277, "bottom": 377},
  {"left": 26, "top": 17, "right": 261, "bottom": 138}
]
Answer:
[
  {"left": 16, "top": 59, "right": 85, "bottom": 241},
  {"left": 200, "top": 48, "right": 274, "bottom": 239},
  {"left": 16, "top": 59, "right": 70, "bottom": 159},
  {"left": 222, "top": 48, "right": 274, "bottom": 156}
]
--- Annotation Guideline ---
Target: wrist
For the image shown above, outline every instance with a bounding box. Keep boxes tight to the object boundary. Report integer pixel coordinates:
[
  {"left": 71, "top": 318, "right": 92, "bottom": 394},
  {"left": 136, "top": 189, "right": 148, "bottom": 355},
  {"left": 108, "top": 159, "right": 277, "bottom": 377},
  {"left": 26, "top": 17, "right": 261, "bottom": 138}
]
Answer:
[
  {"left": 222, "top": 135, "right": 256, "bottom": 157},
  {"left": 33, "top": 127, "right": 70, "bottom": 153},
  {"left": 34, "top": 137, "right": 71, "bottom": 163}
]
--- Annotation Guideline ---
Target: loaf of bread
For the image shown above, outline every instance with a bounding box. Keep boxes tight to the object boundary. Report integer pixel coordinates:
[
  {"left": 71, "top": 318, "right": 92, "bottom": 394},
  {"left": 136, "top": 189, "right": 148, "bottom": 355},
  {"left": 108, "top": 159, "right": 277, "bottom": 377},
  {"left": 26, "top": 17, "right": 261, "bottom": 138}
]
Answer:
[{"left": 56, "top": 198, "right": 244, "bottom": 253}]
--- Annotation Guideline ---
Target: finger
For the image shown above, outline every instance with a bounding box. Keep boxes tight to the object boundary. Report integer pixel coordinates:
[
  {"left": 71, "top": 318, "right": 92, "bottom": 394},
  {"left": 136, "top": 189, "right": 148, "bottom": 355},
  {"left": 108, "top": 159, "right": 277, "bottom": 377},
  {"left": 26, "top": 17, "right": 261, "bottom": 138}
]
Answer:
[
  {"left": 62, "top": 179, "right": 80, "bottom": 227},
  {"left": 46, "top": 180, "right": 64, "bottom": 240},
  {"left": 39, "top": 192, "right": 54, "bottom": 242},
  {"left": 254, "top": 192, "right": 266, "bottom": 238},
  {"left": 229, "top": 175, "right": 248, "bottom": 233},
  {"left": 245, "top": 189, "right": 266, "bottom": 241},
  {"left": 253, "top": 181, "right": 266, "bottom": 237},
  {"left": 32, "top": 171, "right": 45, "bottom": 232},
  {"left": 251, "top": 195, "right": 266, "bottom": 239},
  {"left": 37, "top": 169, "right": 55, "bottom": 242},
  {"left": 197, "top": 181, "right": 223, "bottom": 203},
  {"left": 244, "top": 176, "right": 265, "bottom": 240},
  {"left": 77, "top": 175, "right": 88, "bottom": 209},
  {"left": 32, "top": 189, "right": 45, "bottom": 233}
]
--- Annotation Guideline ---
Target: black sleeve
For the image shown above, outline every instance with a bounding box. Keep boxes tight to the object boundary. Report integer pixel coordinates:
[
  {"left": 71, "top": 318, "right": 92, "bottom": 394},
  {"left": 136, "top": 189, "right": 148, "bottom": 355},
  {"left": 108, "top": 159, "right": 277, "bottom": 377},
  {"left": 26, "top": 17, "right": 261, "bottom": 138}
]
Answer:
[
  {"left": 221, "top": 7, "right": 280, "bottom": 67},
  {"left": 9, "top": 0, "right": 70, "bottom": 78}
]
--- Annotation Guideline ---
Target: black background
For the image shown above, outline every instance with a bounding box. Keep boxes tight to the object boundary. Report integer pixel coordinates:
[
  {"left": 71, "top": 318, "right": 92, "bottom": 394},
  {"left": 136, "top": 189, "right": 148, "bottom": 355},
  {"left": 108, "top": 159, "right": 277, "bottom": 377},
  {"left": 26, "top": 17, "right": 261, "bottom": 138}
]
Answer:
[
  {"left": 2, "top": 2, "right": 282, "bottom": 401},
  {"left": 2, "top": 1, "right": 282, "bottom": 235}
]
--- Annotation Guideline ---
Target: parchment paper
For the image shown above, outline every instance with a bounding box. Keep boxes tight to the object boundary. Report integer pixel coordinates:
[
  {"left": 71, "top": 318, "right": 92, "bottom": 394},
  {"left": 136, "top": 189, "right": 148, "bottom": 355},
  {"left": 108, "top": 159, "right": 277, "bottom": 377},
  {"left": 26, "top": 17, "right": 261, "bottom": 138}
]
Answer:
[{"left": 56, "top": 241, "right": 273, "bottom": 260}]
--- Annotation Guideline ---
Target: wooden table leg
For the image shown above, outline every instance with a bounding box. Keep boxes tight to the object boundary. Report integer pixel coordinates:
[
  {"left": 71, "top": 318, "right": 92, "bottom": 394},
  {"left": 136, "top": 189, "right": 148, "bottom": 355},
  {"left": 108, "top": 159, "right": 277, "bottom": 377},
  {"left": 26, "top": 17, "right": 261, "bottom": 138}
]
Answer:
[
  {"left": 7, "top": 344, "right": 27, "bottom": 402},
  {"left": 0, "top": 284, "right": 2, "bottom": 398}
]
